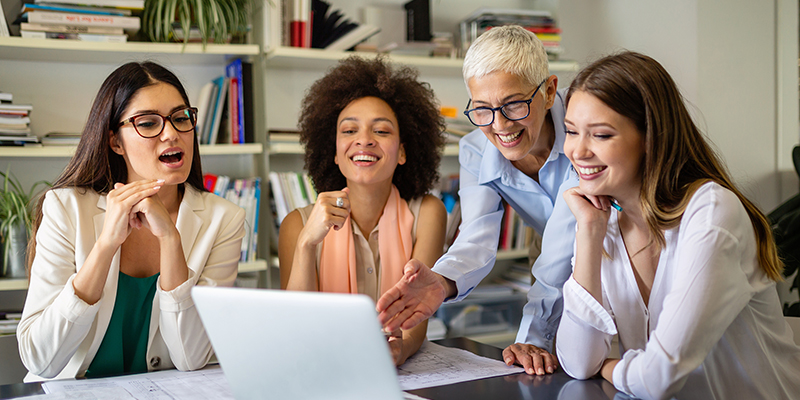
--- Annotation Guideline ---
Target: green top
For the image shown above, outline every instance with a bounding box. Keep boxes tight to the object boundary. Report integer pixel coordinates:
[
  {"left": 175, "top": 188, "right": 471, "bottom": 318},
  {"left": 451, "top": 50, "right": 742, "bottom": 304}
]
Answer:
[{"left": 85, "top": 271, "right": 160, "bottom": 378}]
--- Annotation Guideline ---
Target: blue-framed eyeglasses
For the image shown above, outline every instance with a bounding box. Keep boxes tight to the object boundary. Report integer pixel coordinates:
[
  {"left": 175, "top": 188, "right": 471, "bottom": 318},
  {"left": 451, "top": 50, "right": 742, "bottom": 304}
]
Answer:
[{"left": 463, "top": 79, "right": 547, "bottom": 127}]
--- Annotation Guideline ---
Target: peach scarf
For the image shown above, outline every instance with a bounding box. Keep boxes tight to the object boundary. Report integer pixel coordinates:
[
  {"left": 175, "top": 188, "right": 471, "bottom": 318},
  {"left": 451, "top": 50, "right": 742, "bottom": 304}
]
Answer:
[{"left": 319, "top": 185, "right": 413, "bottom": 296}]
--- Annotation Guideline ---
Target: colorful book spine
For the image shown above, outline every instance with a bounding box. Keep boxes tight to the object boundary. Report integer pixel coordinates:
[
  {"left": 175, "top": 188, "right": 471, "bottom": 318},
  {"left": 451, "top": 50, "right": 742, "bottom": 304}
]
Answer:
[{"left": 27, "top": 10, "right": 140, "bottom": 30}]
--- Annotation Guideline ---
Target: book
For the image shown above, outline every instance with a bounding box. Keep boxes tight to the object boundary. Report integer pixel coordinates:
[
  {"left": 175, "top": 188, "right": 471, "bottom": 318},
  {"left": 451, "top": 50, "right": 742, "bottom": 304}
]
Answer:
[
  {"left": 225, "top": 59, "right": 244, "bottom": 144},
  {"left": 0, "top": 127, "right": 32, "bottom": 135},
  {"left": 325, "top": 24, "right": 380, "bottom": 51},
  {"left": 226, "top": 77, "right": 239, "bottom": 143},
  {"left": 194, "top": 81, "right": 215, "bottom": 144},
  {"left": 0, "top": 93, "right": 12, "bottom": 103},
  {"left": 42, "top": 131, "right": 81, "bottom": 146},
  {"left": 207, "top": 76, "right": 229, "bottom": 145},
  {"left": 21, "top": 22, "right": 124, "bottom": 34},
  {"left": 0, "top": 104, "right": 32, "bottom": 112},
  {"left": 0, "top": 116, "right": 30, "bottom": 125},
  {"left": 21, "top": 3, "right": 131, "bottom": 16},
  {"left": 240, "top": 61, "right": 254, "bottom": 144},
  {"left": 290, "top": 0, "right": 310, "bottom": 47},
  {"left": 33, "top": 0, "right": 144, "bottom": 10},
  {"left": 199, "top": 82, "right": 219, "bottom": 144},
  {"left": 26, "top": 10, "right": 141, "bottom": 31},
  {"left": 224, "top": 58, "right": 253, "bottom": 144},
  {"left": 21, "top": 30, "right": 127, "bottom": 42}
]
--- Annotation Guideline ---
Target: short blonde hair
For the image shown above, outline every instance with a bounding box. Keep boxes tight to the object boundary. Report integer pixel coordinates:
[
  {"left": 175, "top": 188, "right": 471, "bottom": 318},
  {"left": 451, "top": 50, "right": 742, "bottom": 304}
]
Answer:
[{"left": 462, "top": 25, "right": 550, "bottom": 95}]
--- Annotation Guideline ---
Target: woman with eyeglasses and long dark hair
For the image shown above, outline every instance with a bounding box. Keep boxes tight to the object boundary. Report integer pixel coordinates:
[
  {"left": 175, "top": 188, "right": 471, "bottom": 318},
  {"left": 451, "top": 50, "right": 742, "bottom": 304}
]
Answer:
[{"left": 17, "top": 62, "right": 245, "bottom": 381}]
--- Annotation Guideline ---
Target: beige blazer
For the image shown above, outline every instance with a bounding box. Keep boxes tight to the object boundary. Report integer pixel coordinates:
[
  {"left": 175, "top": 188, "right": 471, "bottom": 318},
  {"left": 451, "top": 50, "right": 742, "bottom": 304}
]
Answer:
[{"left": 17, "top": 186, "right": 245, "bottom": 382}]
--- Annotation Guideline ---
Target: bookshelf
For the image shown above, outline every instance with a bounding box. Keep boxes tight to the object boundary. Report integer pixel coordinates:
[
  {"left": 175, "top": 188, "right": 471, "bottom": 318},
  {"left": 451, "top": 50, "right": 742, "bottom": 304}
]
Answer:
[{"left": 0, "top": 38, "right": 273, "bottom": 291}]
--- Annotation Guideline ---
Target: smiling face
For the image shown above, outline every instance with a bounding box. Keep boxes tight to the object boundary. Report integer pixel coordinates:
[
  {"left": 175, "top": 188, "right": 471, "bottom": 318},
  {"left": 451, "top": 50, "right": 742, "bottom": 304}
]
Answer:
[
  {"left": 564, "top": 90, "right": 645, "bottom": 203},
  {"left": 334, "top": 96, "right": 405, "bottom": 188},
  {"left": 110, "top": 82, "right": 194, "bottom": 185},
  {"left": 467, "top": 71, "right": 554, "bottom": 162}
]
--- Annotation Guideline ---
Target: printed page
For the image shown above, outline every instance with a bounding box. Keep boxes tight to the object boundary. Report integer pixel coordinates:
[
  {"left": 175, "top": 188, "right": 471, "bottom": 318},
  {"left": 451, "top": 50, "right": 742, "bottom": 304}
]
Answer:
[
  {"left": 42, "top": 364, "right": 234, "bottom": 400},
  {"left": 397, "top": 341, "right": 524, "bottom": 390}
]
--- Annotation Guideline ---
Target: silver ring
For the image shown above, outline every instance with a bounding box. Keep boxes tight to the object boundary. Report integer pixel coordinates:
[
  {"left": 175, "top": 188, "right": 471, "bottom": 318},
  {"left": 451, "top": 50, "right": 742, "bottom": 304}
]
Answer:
[{"left": 335, "top": 197, "right": 344, "bottom": 208}]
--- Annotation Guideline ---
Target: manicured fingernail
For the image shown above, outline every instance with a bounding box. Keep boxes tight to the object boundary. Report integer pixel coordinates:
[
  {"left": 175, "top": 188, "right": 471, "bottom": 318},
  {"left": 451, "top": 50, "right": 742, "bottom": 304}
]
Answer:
[
  {"left": 527, "top": 368, "right": 534, "bottom": 374},
  {"left": 156, "top": 179, "right": 165, "bottom": 184},
  {"left": 537, "top": 368, "right": 544, "bottom": 375},
  {"left": 153, "top": 186, "right": 161, "bottom": 190},
  {"left": 547, "top": 367, "right": 553, "bottom": 373}
]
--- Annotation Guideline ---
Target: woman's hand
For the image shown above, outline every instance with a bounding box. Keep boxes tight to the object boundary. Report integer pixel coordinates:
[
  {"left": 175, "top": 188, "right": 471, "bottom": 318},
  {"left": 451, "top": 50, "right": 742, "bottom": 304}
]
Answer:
[
  {"left": 128, "top": 186, "right": 178, "bottom": 240},
  {"left": 99, "top": 180, "right": 164, "bottom": 249},
  {"left": 503, "top": 343, "right": 559, "bottom": 375},
  {"left": 296, "top": 191, "right": 350, "bottom": 248},
  {"left": 563, "top": 187, "right": 612, "bottom": 236}
]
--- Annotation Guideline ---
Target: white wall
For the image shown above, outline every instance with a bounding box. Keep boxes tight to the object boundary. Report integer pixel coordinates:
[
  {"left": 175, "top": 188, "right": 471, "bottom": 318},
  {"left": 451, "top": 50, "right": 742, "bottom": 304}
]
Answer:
[{"left": 557, "top": 0, "right": 799, "bottom": 210}]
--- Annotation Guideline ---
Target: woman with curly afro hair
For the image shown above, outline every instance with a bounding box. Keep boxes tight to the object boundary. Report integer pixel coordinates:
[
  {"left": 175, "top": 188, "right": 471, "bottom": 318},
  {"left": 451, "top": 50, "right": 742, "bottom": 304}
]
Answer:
[{"left": 278, "top": 56, "right": 447, "bottom": 365}]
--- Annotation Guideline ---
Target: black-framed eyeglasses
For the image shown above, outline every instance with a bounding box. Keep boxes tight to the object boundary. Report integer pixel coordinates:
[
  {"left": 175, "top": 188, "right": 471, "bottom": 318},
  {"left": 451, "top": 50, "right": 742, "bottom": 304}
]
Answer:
[
  {"left": 118, "top": 107, "right": 198, "bottom": 138},
  {"left": 463, "top": 79, "right": 547, "bottom": 127}
]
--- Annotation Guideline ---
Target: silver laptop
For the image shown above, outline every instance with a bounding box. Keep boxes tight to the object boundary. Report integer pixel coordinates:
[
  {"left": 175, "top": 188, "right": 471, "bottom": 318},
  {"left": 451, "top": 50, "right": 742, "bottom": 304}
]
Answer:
[{"left": 191, "top": 286, "right": 405, "bottom": 400}]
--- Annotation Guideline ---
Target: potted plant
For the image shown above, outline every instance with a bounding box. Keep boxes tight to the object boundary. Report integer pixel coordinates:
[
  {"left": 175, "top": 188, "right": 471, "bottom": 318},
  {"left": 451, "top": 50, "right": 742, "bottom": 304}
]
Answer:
[
  {"left": 141, "top": 0, "right": 257, "bottom": 44},
  {"left": 0, "top": 171, "right": 48, "bottom": 279}
]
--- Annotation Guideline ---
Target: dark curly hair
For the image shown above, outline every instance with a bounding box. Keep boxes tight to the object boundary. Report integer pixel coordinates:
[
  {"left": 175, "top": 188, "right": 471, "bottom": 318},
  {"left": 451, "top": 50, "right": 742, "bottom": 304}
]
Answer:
[{"left": 298, "top": 56, "right": 446, "bottom": 200}]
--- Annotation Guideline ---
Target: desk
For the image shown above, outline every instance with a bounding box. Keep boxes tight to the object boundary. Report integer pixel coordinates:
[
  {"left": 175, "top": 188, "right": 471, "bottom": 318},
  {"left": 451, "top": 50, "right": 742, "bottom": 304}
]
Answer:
[{"left": 0, "top": 338, "right": 627, "bottom": 400}]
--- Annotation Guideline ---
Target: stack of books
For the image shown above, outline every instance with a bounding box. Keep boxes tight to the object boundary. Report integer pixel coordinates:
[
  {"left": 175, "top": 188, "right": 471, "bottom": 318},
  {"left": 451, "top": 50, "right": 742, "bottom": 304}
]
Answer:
[
  {"left": 195, "top": 58, "right": 254, "bottom": 145},
  {"left": 0, "top": 92, "right": 39, "bottom": 146},
  {"left": 458, "top": 8, "right": 563, "bottom": 59},
  {"left": 203, "top": 174, "right": 262, "bottom": 262},
  {"left": 41, "top": 131, "right": 81, "bottom": 146},
  {"left": 17, "top": 0, "right": 143, "bottom": 43}
]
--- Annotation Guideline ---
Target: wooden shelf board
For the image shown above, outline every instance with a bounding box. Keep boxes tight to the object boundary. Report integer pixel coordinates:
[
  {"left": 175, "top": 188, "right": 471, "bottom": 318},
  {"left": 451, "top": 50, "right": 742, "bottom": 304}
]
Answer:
[
  {"left": 0, "top": 37, "right": 259, "bottom": 64},
  {"left": 0, "top": 279, "right": 28, "bottom": 291},
  {"left": 0, "top": 143, "right": 263, "bottom": 158},
  {"left": 266, "top": 46, "right": 578, "bottom": 76}
]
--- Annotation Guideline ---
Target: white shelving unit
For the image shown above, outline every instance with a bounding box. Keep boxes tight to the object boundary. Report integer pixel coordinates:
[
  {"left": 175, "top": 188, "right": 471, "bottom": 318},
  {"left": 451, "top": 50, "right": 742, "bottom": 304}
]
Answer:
[{"left": 0, "top": 38, "right": 270, "bottom": 291}]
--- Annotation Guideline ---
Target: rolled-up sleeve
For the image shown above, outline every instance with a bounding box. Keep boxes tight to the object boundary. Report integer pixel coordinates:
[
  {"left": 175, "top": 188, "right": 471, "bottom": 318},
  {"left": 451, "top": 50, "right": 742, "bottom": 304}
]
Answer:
[
  {"left": 432, "top": 151, "right": 504, "bottom": 300},
  {"left": 557, "top": 276, "right": 616, "bottom": 380}
]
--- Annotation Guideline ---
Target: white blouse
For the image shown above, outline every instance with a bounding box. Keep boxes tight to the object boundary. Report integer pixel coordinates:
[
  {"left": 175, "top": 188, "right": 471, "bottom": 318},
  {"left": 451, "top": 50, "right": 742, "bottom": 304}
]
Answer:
[{"left": 556, "top": 182, "right": 800, "bottom": 400}]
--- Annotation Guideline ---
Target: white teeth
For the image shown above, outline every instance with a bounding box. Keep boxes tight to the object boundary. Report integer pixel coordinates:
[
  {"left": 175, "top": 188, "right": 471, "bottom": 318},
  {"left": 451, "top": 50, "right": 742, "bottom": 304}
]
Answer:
[
  {"left": 497, "top": 131, "right": 521, "bottom": 143},
  {"left": 352, "top": 154, "right": 378, "bottom": 162},
  {"left": 162, "top": 151, "right": 181, "bottom": 156},
  {"left": 578, "top": 166, "right": 605, "bottom": 175}
]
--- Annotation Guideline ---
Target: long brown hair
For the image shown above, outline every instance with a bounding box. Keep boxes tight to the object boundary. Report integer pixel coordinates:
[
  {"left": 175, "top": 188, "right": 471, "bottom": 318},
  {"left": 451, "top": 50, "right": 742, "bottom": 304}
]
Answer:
[
  {"left": 27, "top": 61, "right": 206, "bottom": 273},
  {"left": 566, "top": 51, "right": 783, "bottom": 281}
]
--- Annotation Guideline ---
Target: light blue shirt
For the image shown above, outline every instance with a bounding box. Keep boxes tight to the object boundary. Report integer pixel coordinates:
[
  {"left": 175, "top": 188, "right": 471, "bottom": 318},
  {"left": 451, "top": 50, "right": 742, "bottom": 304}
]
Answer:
[{"left": 432, "top": 90, "right": 577, "bottom": 352}]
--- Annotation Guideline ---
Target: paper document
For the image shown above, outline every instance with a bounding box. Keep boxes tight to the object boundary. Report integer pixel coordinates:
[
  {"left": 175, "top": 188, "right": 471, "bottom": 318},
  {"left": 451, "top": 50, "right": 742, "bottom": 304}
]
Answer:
[
  {"left": 42, "top": 364, "right": 234, "bottom": 400},
  {"left": 397, "top": 341, "right": 524, "bottom": 390}
]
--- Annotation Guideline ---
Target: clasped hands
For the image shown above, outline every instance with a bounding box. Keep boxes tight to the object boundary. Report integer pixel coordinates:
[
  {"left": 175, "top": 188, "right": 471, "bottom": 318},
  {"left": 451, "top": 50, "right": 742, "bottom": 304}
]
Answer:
[{"left": 376, "top": 259, "right": 559, "bottom": 375}]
